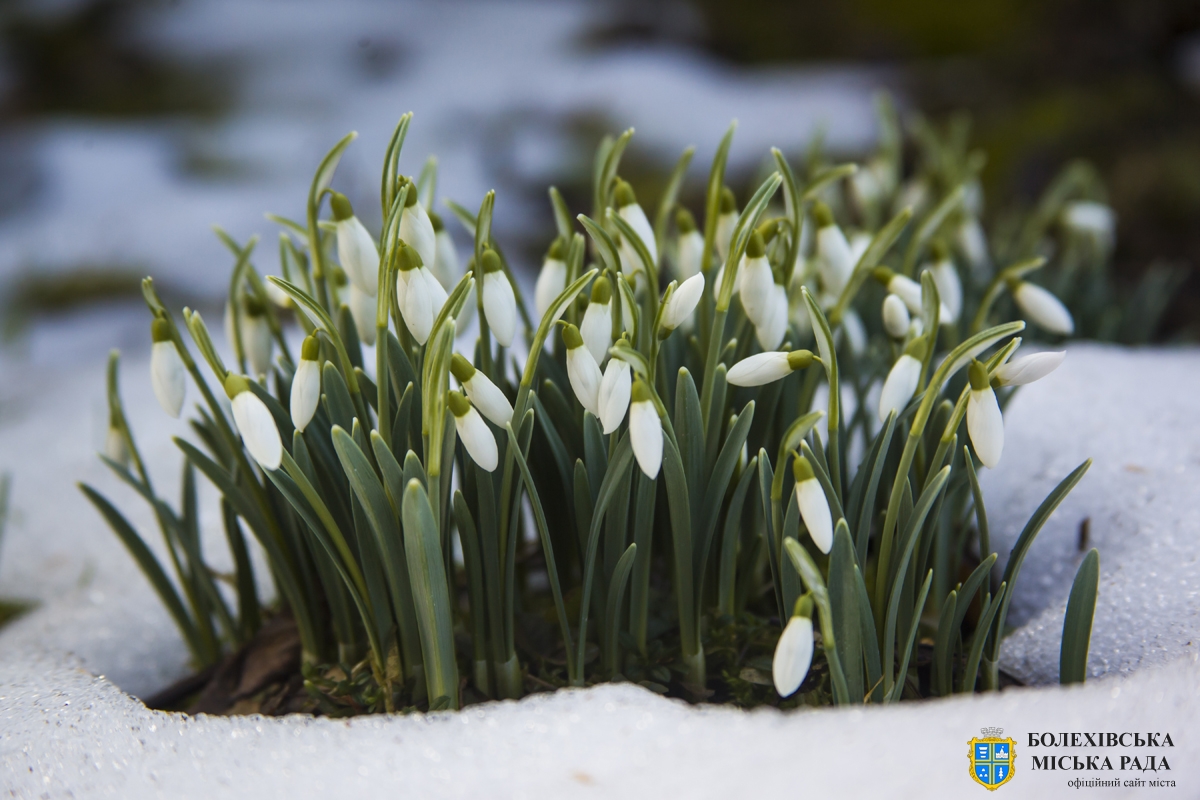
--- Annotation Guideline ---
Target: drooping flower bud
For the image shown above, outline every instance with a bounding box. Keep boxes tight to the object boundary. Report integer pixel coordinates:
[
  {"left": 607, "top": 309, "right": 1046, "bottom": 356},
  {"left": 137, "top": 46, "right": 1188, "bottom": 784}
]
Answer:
[
  {"left": 674, "top": 208, "right": 703, "bottom": 280},
  {"left": 429, "top": 211, "right": 460, "bottom": 291},
  {"left": 754, "top": 281, "right": 789, "bottom": 351},
  {"left": 738, "top": 230, "right": 773, "bottom": 325},
  {"left": 715, "top": 186, "right": 737, "bottom": 261},
  {"left": 773, "top": 595, "right": 815, "bottom": 697},
  {"left": 993, "top": 350, "right": 1065, "bottom": 387},
  {"left": 814, "top": 201, "right": 854, "bottom": 297},
  {"left": 580, "top": 276, "right": 613, "bottom": 365},
  {"left": 873, "top": 266, "right": 950, "bottom": 321},
  {"left": 924, "top": 240, "right": 962, "bottom": 323},
  {"left": 481, "top": 248, "right": 517, "bottom": 347},
  {"left": 397, "top": 179, "right": 437, "bottom": 272},
  {"left": 534, "top": 238, "right": 568, "bottom": 321},
  {"left": 450, "top": 353, "right": 513, "bottom": 426},
  {"left": 629, "top": 379, "right": 662, "bottom": 479},
  {"left": 878, "top": 338, "right": 925, "bottom": 422},
  {"left": 449, "top": 389, "right": 498, "bottom": 472},
  {"left": 563, "top": 323, "right": 602, "bottom": 416},
  {"left": 226, "top": 374, "right": 282, "bottom": 470},
  {"left": 331, "top": 192, "right": 379, "bottom": 296},
  {"left": 881, "top": 293, "right": 910, "bottom": 338},
  {"left": 597, "top": 352, "right": 632, "bottom": 434},
  {"left": 1062, "top": 200, "right": 1115, "bottom": 252},
  {"left": 966, "top": 360, "right": 1004, "bottom": 468},
  {"left": 726, "top": 349, "right": 813, "bottom": 387},
  {"left": 150, "top": 318, "right": 185, "bottom": 418},
  {"left": 1010, "top": 280, "right": 1074, "bottom": 336},
  {"left": 660, "top": 273, "right": 704, "bottom": 333},
  {"left": 793, "top": 456, "right": 832, "bottom": 554},
  {"left": 615, "top": 178, "right": 657, "bottom": 267},
  {"left": 290, "top": 335, "right": 321, "bottom": 433},
  {"left": 241, "top": 296, "right": 273, "bottom": 378},
  {"left": 347, "top": 284, "right": 377, "bottom": 346}
]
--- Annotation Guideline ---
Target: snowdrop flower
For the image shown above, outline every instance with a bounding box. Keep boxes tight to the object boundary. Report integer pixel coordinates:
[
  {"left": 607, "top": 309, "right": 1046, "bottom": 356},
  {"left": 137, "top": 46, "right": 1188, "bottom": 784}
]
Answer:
[
  {"left": 450, "top": 353, "right": 513, "bottom": 426},
  {"left": 105, "top": 419, "right": 129, "bottom": 466},
  {"left": 290, "top": 335, "right": 321, "bottom": 433},
  {"left": 1062, "top": 200, "right": 1115, "bottom": 251},
  {"left": 449, "top": 390, "right": 498, "bottom": 472},
  {"left": 347, "top": 284, "right": 377, "bottom": 346},
  {"left": 396, "top": 243, "right": 446, "bottom": 345},
  {"left": 597, "top": 352, "right": 631, "bottom": 434},
  {"left": 398, "top": 179, "right": 437, "bottom": 273},
  {"left": 873, "top": 267, "right": 951, "bottom": 321},
  {"left": 793, "top": 455, "right": 832, "bottom": 553},
  {"left": 150, "top": 318, "right": 185, "bottom": 418},
  {"left": 726, "top": 349, "right": 814, "bottom": 387},
  {"left": 754, "top": 282, "right": 789, "bottom": 351},
  {"left": 773, "top": 597, "right": 815, "bottom": 697},
  {"left": 738, "top": 231, "right": 773, "bottom": 325},
  {"left": 878, "top": 339, "right": 926, "bottom": 422},
  {"left": 841, "top": 308, "right": 867, "bottom": 357},
  {"left": 481, "top": 249, "right": 517, "bottom": 347},
  {"left": 428, "top": 212, "right": 459, "bottom": 291},
  {"left": 617, "top": 234, "right": 639, "bottom": 280},
  {"left": 881, "top": 293, "right": 910, "bottom": 338},
  {"left": 814, "top": 202, "right": 854, "bottom": 297},
  {"left": 628, "top": 379, "right": 662, "bottom": 479},
  {"left": 562, "top": 323, "right": 602, "bottom": 416},
  {"left": 330, "top": 192, "right": 379, "bottom": 296},
  {"left": 956, "top": 216, "right": 990, "bottom": 273},
  {"left": 580, "top": 276, "right": 613, "bottom": 365},
  {"left": 924, "top": 256, "right": 962, "bottom": 324},
  {"left": 660, "top": 273, "right": 704, "bottom": 333},
  {"left": 966, "top": 360, "right": 1004, "bottom": 468},
  {"left": 241, "top": 298, "right": 273, "bottom": 378},
  {"left": 674, "top": 208, "right": 703, "bottom": 280},
  {"left": 226, "top": 374, "right": 282, "bottom": 471},
  {"left": 715, "top": 186, "right": 737, "bottom": 262},
  {"left": 264, "top": 279, "right": 293, "bottom": 309},
  {"left": 615, "top": 179, "right": 657, "bottom": 268},
  {"left": 993, "top": 350, "right": 1065, "bottom": 387},
  {"left": 534, "top": 238, "right": 567, "bottom": 321},
  {"left": 1010, "top": 280, "right": 1074, "bottom": 336}
]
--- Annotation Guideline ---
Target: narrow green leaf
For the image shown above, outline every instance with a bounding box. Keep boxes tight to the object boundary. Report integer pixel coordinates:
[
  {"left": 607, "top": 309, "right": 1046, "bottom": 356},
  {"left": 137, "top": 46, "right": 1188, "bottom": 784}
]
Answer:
[{"left": 1060, "top": 548, "right": 1099, "bottom": 685}]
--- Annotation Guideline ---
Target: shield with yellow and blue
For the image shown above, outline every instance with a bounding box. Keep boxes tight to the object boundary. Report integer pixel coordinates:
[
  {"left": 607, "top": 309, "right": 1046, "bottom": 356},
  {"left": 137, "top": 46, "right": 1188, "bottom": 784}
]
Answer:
[{"left": 968, "top": 728, "right": 1016, "bottom": 790}]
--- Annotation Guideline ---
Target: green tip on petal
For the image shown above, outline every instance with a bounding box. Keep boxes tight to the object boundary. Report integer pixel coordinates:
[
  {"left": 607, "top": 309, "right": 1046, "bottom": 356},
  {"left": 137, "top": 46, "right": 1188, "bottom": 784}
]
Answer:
[
  {"left": 450, "top": 353, "right": 476, "bottom": 383},
  {"left": 614, "top": 178, "right": 636, "bottom": 208},
  {"left": 590, "top": 275, "right": 612, "bottom": 304},
  {"left": 244, "top": 294, "right": 266, "bottom": 317},
  {"left": 746, "top": 230, "right": 766, "bottom": 259},
  {"left": 150, "top": 317, "right": 172, "bottom": 343},
  {"left": 398, "top": 242, "right": 423, "bottom": 271},
  {"left": 447, "top": 390, "right": 471, "bottom": 417},
  {"left": 429, "top": 210, "right": 443, "bottom": 232},
  {"left": 402, "top": 179, "right": 419, "bottom": 207},
  {"left": 481, "top": 248, "right": 503, "bottom": 274},
  {"left": 301, "top": 335, "right": 320, "bottom": 361},
  {"left": 756, "top": 219, "right": 779, "bottom": 244},
  {"left": 968, "top": 359, "right": 990, "bottom": 390},
  {"left": 675, "top": 207, "right": 696, "bottom": 233},
  {"left": 562, "top": 323, "right": 584, "bottom": 350},
  {"left": 719, "top": 186, "right": 736, "bottom": 214},
  {"left": 630, "top": 378, "right": 653, "bottom": 403},
  {"left": 786, "top": 350, "right": 814, "bottom": 371},
  {"left": 792, "top": 454, "right": 815, "bottom": 483},
  {"left": 330, "top": 192, "right": 354, "bottom": 221},
  {"left": 812, "top": 201, "right": 834, "bottom": 228},
  {"left": 793, "top": 593, "right": 814, "bottom": 619},
  {"left": 872, "top": 266, "right": 895, "bottom": 286},
  {"left": 224, "top": 373, "right": 250, "bottom": 399},
  {"left": 547, "top": 237, "right": 566, "bottom": 260},
  {"left": 902, "top": 337, "right": 927, "bottom": 359}
]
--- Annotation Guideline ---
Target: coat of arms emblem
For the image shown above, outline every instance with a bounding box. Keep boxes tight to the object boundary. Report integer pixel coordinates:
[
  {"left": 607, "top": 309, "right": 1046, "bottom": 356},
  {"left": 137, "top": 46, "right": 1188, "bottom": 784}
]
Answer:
[{"left": 969, "top": 727, "right": 1016, "bottom": 790}]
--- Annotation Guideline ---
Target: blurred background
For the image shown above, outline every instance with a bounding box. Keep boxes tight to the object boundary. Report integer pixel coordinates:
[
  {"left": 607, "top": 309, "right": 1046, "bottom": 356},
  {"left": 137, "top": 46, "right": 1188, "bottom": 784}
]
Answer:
[{"left": 1, "top": 0, "right": 1199, "bottom": 368}]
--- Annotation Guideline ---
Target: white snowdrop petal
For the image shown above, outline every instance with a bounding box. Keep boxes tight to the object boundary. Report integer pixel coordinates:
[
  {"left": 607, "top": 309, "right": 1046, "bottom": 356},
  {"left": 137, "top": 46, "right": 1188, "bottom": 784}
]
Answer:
[
  {"left": 739, "top": 255, "right": 774, "bottom": 325},
  {"left": 754, "top": 284, "right": 789, "bottom": 351},
  {"left": 663, "top": 274, "right": 704, "bottom": 330},
  {"left": 337, "top": 217, "right": 380, "bottom": 295},
  {"left": 464, "top": 373, "right": 513, "bottom": 427},
  {"left": 566, "top": 346, "right": 603, "bottom": 416},
  {"left": 402, "top": 269, "right": 435, "bottom": 344},
  {"left": 534, "top": 258, "right": 567, "bottom": 321},
  {"left": 105, "top": 425, "right": 129, "bottom": 466},
  {"left": 598, "top": 358, "right": 632, "bottom": 434},
  {"left": 817, "top": 225, "right": 854, "bottom": 295},
  {"left": 676, "top": 230, "right": 704, "bottom": 279},
  {"left": 244, "top": 316, "right": 273, "bottom": 378},
  {"left": 619, "top": 203, "right": 658, "bottom": 267},
  {"left": 889, "top": 275, "right": 924, "bottom": 315},
  {"left": 150, "top": 341, "right": 186, "bottom": 418},
  {"left": 580, "top": 302, "right": 613, "bottom": 365},
  {"left": 967, "top": 386, "right": 1004, "bottom": 468},
  {"left": 772, "top": 615, "right": 814, "bottom": 697},
  {"left": 882, "top": 294, "right": 911, "bottom": 338},
  {"left": 290, "top": 359, "right": 321, "bottom": 432},
  {"left": 715, "top": 212, "right": 736, "bottom": 261},
  {"left": 993, "top": 351, "right": 1065, "bottom": 386},
  {"left": 957, "top": 217, "right": 990, "bottom": 270},
  {"left": 432, "top": 229, "right": 459, "bottom": 290},
  {"left": 841, "top": 308, "right": 867, "bottom": 356},
  {"left": 795, "top": 477, "right": 833, "bottom": 554},
  {"left": 483, "top": 271, "right": 517, "bottom": 347},
  {"left": 456, "top": 406, "right": 498, "bottom": 472},
  {"left": 232, "top": 391, "right": 282, "bottom": 470},
  {"left": 629, "top": 400, "right": 663, "bottom": 478},
  {"left": 400, "top": 202, "right": 437, "bottom": 273},
  {"left": 347, "top": 285, "right": 377, "bottom": 346},
  {"left": 1014, "top": 283, "right": 1074, "bottom": 336},
  {"left": 878, "top": 354, "right": 922, "bottom": 422},
  {"left": 424, "top": 267, "right": 448, "bottom": 319},
  {"left": 726, "top": 351, "right": 792, "bottom": 387},
  {"left": 930, "top": 261, "right": 962, "bottom": 322}
]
